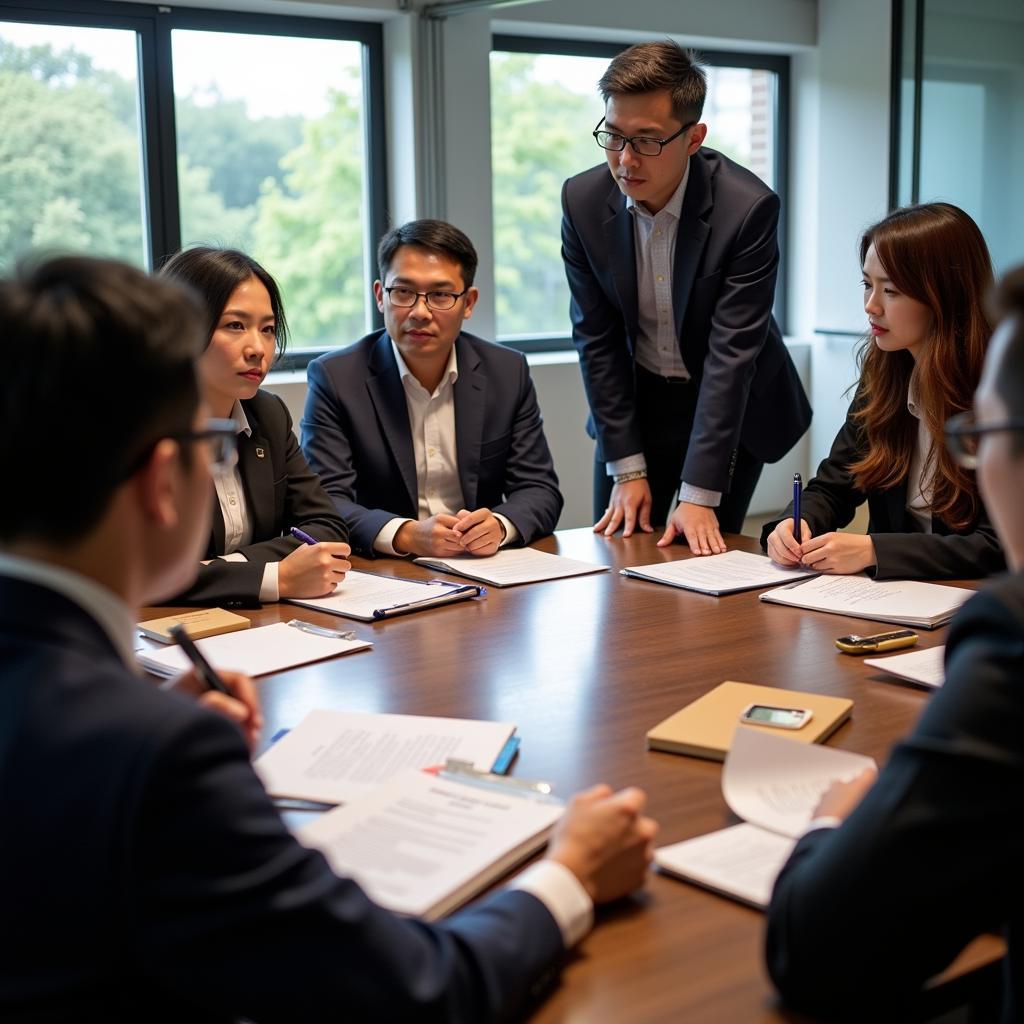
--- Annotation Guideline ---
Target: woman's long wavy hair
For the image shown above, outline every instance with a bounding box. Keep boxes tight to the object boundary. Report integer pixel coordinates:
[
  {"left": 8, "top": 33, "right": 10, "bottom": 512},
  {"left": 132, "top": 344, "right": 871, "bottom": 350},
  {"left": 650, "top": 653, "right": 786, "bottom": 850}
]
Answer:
[{"left": 849, "top": 203, "right": 993, "bottom": 530}]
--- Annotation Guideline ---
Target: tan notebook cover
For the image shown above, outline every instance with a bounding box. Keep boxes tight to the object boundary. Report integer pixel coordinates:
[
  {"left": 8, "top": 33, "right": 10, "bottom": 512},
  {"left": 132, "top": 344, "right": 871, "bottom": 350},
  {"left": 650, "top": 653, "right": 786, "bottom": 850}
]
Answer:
[
  {"left": 646, "top": 681, "right": 853, "bottom": 761},
  {"left": 137, "top": 607, "right": 251, "bottom": 644}
]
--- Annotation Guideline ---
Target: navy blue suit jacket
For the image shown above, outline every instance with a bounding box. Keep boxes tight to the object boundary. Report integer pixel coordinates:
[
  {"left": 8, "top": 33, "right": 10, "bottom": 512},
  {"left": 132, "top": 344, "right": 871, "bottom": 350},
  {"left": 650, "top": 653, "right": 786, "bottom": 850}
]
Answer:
[
  {"left": 767, "top": 572, "right": 1024, "bottom": 1022},
  {"left": 0, "top": 574, "right": 565, "bottom": 1022},
  {"left": 301, "top": 331, "right": 563, "bottom": 556},
  {"left": 561, "top": 150, "right": 811, "bottom": 493}
]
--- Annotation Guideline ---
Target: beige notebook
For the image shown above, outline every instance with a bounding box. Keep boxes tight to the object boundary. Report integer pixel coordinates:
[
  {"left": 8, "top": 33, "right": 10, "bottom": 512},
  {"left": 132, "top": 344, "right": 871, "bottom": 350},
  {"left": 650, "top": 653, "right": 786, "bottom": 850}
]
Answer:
[
  {"left": 646, "top": 681, "right": 853, "bottom": 761},
  {"left": 137, "top": 607, "right": 250, "bottom": 643}
]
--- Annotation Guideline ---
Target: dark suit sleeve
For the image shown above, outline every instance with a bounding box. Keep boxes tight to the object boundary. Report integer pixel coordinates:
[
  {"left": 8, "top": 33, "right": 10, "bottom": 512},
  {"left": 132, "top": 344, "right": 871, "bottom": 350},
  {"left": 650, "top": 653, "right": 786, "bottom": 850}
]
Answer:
[
  {"left": 682, "top": 191, "right": 782, "bottom": 493},
  {"left": 491, "top": 355, "right": 563, "bottom": 543},
  {"left": 136, "top": 710, "right": 566, "bottom": 1023},
  {"left": 765, "top": 584, "right": 1024, "bottom": 1020},
  {"left": 302, "top": 358, "right": 403, "bottom": 556},
  {"left": 561, "top": 179, "right": 643, "bottom": 463},
  {"left": 172, "top": 395, "right": 349, "bottom": 607}
]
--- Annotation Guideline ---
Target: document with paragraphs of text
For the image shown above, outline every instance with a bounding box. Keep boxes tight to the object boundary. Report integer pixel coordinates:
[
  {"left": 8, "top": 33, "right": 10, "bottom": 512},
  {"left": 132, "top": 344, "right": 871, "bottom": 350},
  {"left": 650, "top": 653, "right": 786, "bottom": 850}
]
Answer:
[
  {"left": 865, "top": 644, "right": 945, "bottom": 688},
  {"left": 254, "top": 709, "right": 517, "bottom": 804},
  {"left": 655, "top": 728, "right": 875, "bottom": 908},
  {"left": 759, "top": 573, "right": 972, "bottom": 628},
  {"left": 414, "top": 547, "right": 609, "bottom": 587},
  {"left": 299, "top": 770, "right": 563, "bottom": 919},
  {"left": 621, "top": 550, "right": 816, "bottom": 595}
]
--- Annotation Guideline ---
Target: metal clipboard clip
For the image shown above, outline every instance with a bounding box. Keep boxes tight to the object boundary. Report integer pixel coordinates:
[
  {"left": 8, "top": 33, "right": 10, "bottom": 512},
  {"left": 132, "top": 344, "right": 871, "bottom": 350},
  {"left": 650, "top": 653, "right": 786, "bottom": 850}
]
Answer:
[
  {"left": 286, "top": 618, "right": 357, "bottom": 641},
  {"left": 435, "top": 758, "right": 559, "bottom": 803}
]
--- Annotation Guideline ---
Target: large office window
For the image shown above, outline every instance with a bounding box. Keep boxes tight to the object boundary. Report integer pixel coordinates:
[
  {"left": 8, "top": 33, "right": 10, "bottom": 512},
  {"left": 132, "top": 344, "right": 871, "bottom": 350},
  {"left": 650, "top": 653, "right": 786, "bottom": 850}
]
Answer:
[
  {"left": 489, "top": 37, "right": 787, "bottom": 345},
  {"left": 0, "top": 1, "right": 385, "bottom": 353}
]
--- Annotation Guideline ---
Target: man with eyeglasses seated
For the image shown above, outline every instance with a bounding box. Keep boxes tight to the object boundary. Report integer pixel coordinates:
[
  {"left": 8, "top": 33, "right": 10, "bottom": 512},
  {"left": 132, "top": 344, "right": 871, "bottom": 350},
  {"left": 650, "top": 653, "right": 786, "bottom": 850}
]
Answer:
[
  {"left": 561, "top": 40, "right": 810, "bottom": 555},
  {"left": 302, "top": 219, "right": 563, "bottom": 557},
  {"left": 765, "top": 266, "right": 1024, "bottom": 1023},
  {"left": 0, "top": 255, "right": 656, "bottom": 1022}
]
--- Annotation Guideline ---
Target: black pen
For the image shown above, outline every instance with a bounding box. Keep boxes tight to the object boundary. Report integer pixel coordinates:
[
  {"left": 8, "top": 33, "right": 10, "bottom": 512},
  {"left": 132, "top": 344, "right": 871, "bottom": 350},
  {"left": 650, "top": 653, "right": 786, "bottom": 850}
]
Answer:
[{"left": 168, "top": 623, "right": 231, "bottom": 695}]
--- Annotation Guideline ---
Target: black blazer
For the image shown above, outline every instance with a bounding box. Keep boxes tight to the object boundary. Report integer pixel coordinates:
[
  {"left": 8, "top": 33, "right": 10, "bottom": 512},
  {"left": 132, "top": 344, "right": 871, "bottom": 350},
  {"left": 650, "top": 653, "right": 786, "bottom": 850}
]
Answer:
[
  {"left": 760, "top": 401, "right": 1004, "bottom": 579},
  {"left": 301, "top": 331, "right": 563, "bottom": 556},
  {"left": 560, "top": 150, "right": 811, "bottom": 493},
  {"left": 766, "top": 571, "right": 1024, "bottom": 1022},
  {"left": 0, "top": 574, "right": 566, "bottom": 1022},
  {"left": 173, "top": 389, "right": 348, "bottom": 607}
]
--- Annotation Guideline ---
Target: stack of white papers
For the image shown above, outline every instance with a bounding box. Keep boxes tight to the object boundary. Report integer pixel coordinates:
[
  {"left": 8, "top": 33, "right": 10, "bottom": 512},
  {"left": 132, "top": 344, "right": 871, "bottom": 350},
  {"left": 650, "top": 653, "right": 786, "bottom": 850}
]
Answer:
[
  {"left": 621, "top": 550, "right": 815, "bottom": 595},
  {"left": 414, "top": 547, "right": 609, "bottom": 587},
  {"left": 254, "top": 709, "right": 517, "bottom": 804},
  {"left": 137, "top": 621, "right": 371, "bottom": 678},
  {"left": 864, "top": 645, "right": 945, "bottom": 688},
  {"left": 300, "top": 770, "right": 563, "bottom": 919},
  {"left": 759, "top": 574, "right": 972, "bottom": 628},
  {"left": 655, "top": 728, "right": 875, "bottom": 908}
]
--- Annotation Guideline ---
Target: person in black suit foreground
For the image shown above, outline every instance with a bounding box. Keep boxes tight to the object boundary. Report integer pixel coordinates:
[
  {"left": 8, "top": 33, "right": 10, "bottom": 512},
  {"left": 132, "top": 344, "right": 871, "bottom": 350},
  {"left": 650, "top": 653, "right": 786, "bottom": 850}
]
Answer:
[
  {"left": 0, "top": 255, "right": 657, "bottom": 1022},
  {"left": 766, "top": 265, "right": 1024, "bottom": 1022},
  {"left": 160, "top": 247, "right": 351, "bottom": 607},
  {"left": 561, "top": 40, "right": 810, "bottom": 553},
  {"left": 763, "top": 203, "right": 1004, "bottom": 580}
]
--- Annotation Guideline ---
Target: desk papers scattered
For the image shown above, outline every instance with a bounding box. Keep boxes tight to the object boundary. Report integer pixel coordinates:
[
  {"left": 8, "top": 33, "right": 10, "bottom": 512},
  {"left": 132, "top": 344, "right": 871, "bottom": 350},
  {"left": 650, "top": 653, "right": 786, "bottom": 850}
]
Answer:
[
  {"left": 299, "top": 770, "right": 562, "bottom": 919},
  {"left": 254, "top": 709, "right": 517, "bottom": 804},
  {"left": 759, "top": 574, "right": 972, "bottom": 628},
  {"left": 413, "top": 547, "right": 609, "bottom": 587},
  {"left": 655, "top": 728, "right": 875, "bottom": 908},
  {"left": 137, "top": 621, "right": 370, "bottom": 678},
  {"left": 622, "top": 550, "right": 815, "bottom": 595},
  {"left": 285, "top": 569, "right": 482, "bottom": 620},
  {"left": 865, "top": 645, "right": 945, "bottom": 688}
]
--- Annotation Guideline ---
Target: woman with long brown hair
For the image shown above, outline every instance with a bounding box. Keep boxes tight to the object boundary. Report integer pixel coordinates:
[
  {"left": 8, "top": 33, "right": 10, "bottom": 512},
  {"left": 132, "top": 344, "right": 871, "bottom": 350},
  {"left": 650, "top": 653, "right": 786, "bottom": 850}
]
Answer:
[{"left": 762, "top": 202, "right": 1004, "bottom": 579}]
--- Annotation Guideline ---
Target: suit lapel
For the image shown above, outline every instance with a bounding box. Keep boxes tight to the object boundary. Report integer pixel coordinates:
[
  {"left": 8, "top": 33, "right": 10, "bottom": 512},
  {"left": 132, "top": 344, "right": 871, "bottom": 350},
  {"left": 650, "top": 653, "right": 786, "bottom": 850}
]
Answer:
[
  {"left": 237, "top": 402, "right": 276, "bottom": 541},
  {"left": 603, "top": 183, "right": 639, "bottom": 343},
  {"left": 453, "top": 335, "right": 485, "bottom": 509},
  {"left": 367, "top": 336, "right": 418, "bottom": 512},
  {"left": 672, "top": 154, "right": 713, "bottom": 342}
]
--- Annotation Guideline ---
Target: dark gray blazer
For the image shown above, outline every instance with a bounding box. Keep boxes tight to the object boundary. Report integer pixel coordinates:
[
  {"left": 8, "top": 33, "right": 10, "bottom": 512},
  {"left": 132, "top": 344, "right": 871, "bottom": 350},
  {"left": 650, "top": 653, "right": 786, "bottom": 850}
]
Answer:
[
  {"left": 561, "top": 149, "right": 811, "bottom": 492},
  {"left": 301, "top": 331, "right": 563, "bottom": 556}
]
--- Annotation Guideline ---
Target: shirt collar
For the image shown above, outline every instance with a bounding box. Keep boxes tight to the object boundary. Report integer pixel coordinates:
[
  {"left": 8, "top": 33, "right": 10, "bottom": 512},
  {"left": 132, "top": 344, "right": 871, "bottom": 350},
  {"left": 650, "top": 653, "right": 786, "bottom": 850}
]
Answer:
[
  {"left": 229, "top": 399, "right": 252, "bottom": 437},
  {"left": 626, "top": 157, "right": 690, "bottom": 221},
  {"left": 0, "top": 552, "right": 141, "bottom": 672},
  {"left": 907, "top": 377, "right": 922, "bottom": 420},
  {"left": 390, "top": 337, "right": 459, "bottom": 396}
]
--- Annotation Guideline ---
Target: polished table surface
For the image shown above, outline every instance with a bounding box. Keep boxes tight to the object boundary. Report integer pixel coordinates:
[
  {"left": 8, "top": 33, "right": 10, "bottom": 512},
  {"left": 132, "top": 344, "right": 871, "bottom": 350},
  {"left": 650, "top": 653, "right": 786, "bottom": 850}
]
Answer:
[{"left": 150, "top": 529, "right": 1001, "bottom": 1022}]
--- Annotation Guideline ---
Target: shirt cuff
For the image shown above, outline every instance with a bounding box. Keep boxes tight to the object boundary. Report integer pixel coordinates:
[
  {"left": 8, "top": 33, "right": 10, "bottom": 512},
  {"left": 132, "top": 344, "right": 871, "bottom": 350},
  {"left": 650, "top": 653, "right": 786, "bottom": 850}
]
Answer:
[
  {"left": 494, "top": 513, "right": 518, "bottom": 548},
  {"left": 801, "top": 815, "right": 843, "bottom": 837},
  {"left": 217, "top": 552, "right": 248, "bottom": 563},
  {"left": 678, "top": 482, "right": 722, "bottom": 508},
  {"left": 259, "top": 562, "right": 280, "bottom": 603},
  {"left": 509, "top": 860, "right": 593, "bottom": 949},
  {"left": 606, "top": 453, "right": 647, "bottom": 477},
  {"left": 374, "top": 518, "right": 414, "bottom": 556}
]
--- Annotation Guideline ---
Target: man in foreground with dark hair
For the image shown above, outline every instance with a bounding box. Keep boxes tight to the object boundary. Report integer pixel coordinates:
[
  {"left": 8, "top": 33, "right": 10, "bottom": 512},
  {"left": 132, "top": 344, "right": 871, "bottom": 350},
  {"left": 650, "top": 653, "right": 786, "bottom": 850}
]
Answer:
[
  {"left": 302, "top": 218, "right": 563, "bottom": 557},
  {"left": 766, "top": 265, "right": 1024, "bottom": 1022},
  {"left": 0, "top": 255, "right": 655, "bottom": 1021},
  {"left": 561, "top": 40, "right": 810, "bottom": 554}
]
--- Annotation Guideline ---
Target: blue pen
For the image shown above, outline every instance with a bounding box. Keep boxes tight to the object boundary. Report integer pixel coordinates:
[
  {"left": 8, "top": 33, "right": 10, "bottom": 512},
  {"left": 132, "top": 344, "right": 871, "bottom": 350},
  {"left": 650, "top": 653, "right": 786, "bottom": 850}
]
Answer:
[
  {"left": 792, "top": 473, "right": 803, "bottom": 543},
  {"left": 290, "top": 526, "right": 318, "bottom": 546}
]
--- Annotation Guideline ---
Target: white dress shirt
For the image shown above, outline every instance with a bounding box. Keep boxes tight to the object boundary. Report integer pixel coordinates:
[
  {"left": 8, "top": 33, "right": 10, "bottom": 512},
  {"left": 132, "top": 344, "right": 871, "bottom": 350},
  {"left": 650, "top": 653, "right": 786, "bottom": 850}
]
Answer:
[
  {"left": 606, "top": 161, "right": 721, "bottom": 508},
  {"left": 905, "top": 383, "right": 935, "bottom": 533},
  {"left": 374, "top": 342, "right": 518, "bottom": 554},
  {"left": 212, "top": 400, "right": 280, "bottom": 602}
]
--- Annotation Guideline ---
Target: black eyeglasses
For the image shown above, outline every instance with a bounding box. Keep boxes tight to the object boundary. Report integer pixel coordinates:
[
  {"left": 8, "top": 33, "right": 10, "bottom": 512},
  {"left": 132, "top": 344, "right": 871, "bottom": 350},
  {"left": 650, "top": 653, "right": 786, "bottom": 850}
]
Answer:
[
  {"left": 384, "top": 285, "right": 468, "bottom": 312},
  {"left": 944, "top": 410, "right": 1024, "bottom": 469},
  {"left": 121, "top": 418, "right": 238, "bottom": 481},
  {"left": 592, "top": 117, "right": 696, "bottom": 157}
]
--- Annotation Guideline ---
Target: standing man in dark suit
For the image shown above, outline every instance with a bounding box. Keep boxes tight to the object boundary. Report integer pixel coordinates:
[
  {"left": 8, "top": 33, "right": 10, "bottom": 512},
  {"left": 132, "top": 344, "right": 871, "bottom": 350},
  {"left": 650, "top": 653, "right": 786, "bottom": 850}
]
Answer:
[
  {"left": 0, "top": 255, "right": 656, "bottom": 1022},
  {"left": 765, "top": 266, "right": 1024, "bottom": 1022},
  {"left": 303, "top": 219, "right": 563, "bottom": 557},
  {"left": 561, "top": 41, "right": 811, "bottom": 554}
]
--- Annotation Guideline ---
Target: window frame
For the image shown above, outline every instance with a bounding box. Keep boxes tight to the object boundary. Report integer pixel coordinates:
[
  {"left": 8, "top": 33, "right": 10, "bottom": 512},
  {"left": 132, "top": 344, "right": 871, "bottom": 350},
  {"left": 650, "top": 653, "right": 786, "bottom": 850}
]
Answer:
[
  {"left": 490, "top": 34, "right": 790, "bottom": 349},
  {"left": 0, "top": 0, "right": 387, "bottom": 367}
]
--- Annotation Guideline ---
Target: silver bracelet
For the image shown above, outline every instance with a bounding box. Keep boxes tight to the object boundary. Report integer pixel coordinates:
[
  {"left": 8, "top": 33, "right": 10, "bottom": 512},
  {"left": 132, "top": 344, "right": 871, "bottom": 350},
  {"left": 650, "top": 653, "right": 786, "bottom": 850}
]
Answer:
[{"left": 613, "top": 470, "right": 647, "bottom": 485}]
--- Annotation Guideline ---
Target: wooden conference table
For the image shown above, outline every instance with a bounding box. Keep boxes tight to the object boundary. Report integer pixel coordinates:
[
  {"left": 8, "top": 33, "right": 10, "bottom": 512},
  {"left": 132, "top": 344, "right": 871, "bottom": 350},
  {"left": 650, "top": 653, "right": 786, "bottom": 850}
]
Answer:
[{"left": 149, "top": 528, "right": 1002, "bottom": 1022}]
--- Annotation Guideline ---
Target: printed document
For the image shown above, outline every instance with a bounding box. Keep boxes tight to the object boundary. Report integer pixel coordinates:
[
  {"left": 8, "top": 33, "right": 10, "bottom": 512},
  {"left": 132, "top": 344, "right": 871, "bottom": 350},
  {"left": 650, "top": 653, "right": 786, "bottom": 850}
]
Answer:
[
  {"left": 865, "top": 645, "right": 945, "bottom": 688},
  {"left": 415, "top": 547, "right": 609, "bottom": 587},
  {"left": 622, "top": 550, "right": 815, "bottom": 595}
]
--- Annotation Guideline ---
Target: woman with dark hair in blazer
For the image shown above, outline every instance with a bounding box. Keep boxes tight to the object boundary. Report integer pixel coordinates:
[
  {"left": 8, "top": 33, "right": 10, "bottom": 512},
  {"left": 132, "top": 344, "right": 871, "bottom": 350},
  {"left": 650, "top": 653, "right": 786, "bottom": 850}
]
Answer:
[
  {"left": 161, "top": 247, "right": 350, "bottom": 607},
  {"left": 762, "top": 202, "right": 1004, "bottom": 580}
]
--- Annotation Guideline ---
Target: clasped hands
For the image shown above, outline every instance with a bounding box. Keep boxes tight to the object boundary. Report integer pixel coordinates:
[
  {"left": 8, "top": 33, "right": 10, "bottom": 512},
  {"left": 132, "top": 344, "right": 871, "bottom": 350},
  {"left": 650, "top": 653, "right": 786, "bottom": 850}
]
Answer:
[
  {"left": 395, "top": 508, "right": 505, "bottom": 558},
  {"left": 766, "top": 519, "right": 877, "bottom": 575}
]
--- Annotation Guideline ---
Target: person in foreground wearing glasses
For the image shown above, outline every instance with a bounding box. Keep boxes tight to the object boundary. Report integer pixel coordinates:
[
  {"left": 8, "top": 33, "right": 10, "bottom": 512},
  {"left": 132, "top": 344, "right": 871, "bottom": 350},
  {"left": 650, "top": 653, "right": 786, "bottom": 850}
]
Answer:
[
  {"left": 160, "top": 247, "right": 350, "bottom": 606},
  {"left": 0, "top": 254, "right": 658, "bottom": 1022},
  {"left": 766, "top": 265, "right": 1024, "bottom": 1022},
  {"left": 302, "top": 219, "right": 563, "bottom": 557},
  {"left": 561, "top": 40, "right": 810, "bottom": 554},
  {"left": 763, "top": 203, "right": 1004, "bottom": 579}
]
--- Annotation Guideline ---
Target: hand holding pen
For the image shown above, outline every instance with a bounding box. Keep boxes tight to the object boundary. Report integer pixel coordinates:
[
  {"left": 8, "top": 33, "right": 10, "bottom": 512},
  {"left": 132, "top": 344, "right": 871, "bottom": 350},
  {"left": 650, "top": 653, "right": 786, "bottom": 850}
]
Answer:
[
  {"left": 765, "top": 473, "right": 811, "bottom": 567},
  {"left": 279, "top": 527, "right": 351, "bottom": 599}
]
